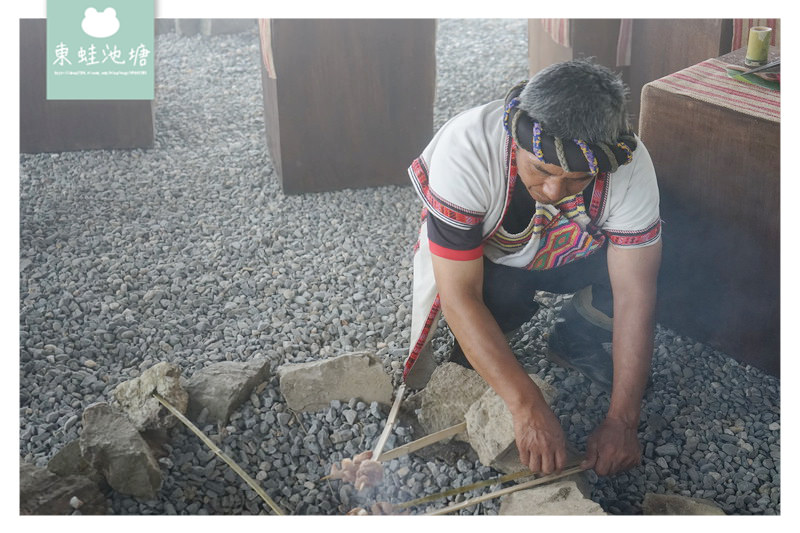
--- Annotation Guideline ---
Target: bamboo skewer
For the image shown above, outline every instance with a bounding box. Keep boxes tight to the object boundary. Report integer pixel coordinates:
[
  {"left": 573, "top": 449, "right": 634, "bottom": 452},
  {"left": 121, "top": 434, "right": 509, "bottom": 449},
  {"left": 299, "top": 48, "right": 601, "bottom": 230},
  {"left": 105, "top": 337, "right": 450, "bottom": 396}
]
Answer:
[
  {"left": 396, "top": 460, "right": 583, "bottom": 511},
  {"left": 321, "top": 418, "right": 464, "bottom": 482},
  {"left": 319, "top": 405, "right": 587, "bottom": 516},
  {"left": 153, "top": 392, "right": 285, "bottom": 516},
  {"left": 372, "top": 382, "right": 406, "bottom": 460},
  {"left": 425, "top": 465, "right": 586, "bottom": 515},
  {"left": 395, "top": 467, "right": 534, "bottom": 510},
  {"left": 377, "top": 421, "right": 467, "bottom": 463},
  {"left": 320, "top": 383, "right": 408, "bottom": 483}
]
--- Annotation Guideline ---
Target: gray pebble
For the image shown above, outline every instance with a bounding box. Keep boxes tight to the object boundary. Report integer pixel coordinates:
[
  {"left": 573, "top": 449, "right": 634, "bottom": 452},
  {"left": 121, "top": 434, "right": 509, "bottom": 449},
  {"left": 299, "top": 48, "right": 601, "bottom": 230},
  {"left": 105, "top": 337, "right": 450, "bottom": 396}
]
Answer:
[
  {"left": 655, "top": 443, "right": 679, "bottom": 457},
  {"left": 342, "top": 409, "right": 357, "bottom": 425},
  {"left": 722, "top": 443, "right": 740, "bottom": 456}
]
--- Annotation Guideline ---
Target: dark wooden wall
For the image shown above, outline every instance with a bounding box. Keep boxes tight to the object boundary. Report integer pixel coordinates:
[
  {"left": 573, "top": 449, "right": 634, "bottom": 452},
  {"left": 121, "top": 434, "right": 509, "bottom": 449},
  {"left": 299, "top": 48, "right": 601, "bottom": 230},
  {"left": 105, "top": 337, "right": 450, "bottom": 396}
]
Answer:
[
  {"left": 20, "top": 19, "right": 154, "bottom": 154},
  {"left": 259, "top": 19, "right": 436, "bottom": 194}
]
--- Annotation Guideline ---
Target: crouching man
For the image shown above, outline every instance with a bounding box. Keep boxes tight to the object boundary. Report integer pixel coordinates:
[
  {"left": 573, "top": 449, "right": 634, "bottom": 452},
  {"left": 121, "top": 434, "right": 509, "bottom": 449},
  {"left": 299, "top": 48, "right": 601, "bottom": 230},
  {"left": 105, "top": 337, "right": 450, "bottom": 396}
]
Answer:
[{"left": 403, "top": 59, "right": 662, "bottom": 477}]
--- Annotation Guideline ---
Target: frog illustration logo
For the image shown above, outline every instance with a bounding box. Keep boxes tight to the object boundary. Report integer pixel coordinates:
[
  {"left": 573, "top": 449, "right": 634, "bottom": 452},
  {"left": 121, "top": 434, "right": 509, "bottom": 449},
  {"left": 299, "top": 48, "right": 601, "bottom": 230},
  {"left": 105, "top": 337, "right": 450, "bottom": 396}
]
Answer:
[{"left": 81, "top": 7, "right": 120, "bottom": 38}]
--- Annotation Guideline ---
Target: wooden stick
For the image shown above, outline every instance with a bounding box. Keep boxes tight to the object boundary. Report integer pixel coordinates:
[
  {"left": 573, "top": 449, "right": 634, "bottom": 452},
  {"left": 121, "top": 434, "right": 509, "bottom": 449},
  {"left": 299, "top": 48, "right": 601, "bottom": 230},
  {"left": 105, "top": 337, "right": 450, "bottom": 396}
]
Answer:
[
  {"left": 395, "top": 467, "right": 535, "bottom": 510},
  {"left": 153, "top": 393, "right": 285, "bottom": 516},
  {"left": 372, "top": 382, "right": 406, "bottom": 460},
  {"left": 425, "top": 465, "right": 585, "bottom": 515},
  {"left": 320, "top": 419, "right": 466, "bottom": 482},
  {"left": 398, "top": 460, "right": 582, "bottom": 511},
  {"left": 377, "top": 421, "right": 467, "bottom": 463}
]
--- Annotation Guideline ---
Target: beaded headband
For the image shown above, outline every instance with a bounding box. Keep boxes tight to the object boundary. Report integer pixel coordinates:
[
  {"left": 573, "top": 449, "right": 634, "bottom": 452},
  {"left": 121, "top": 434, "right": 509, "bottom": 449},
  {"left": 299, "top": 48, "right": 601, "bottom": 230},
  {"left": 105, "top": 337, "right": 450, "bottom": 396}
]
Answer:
[{"left": 502, "top": 82, "right": 637, "bottom": 176}]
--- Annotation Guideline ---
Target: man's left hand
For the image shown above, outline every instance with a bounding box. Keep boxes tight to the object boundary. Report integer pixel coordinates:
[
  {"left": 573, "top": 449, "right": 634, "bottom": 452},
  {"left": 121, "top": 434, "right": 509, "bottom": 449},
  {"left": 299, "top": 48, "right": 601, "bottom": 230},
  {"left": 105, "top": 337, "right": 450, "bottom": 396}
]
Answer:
[{"left": 580, "top": 417, "right": 641, "bottom": 476}]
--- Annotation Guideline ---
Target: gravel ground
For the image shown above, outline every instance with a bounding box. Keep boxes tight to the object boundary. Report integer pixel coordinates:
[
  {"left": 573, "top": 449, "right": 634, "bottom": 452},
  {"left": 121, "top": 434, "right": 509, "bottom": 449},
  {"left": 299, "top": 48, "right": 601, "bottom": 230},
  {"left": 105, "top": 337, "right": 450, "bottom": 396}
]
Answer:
[{"left": 19, "top": 19, "right": 780, "bottom": 515}]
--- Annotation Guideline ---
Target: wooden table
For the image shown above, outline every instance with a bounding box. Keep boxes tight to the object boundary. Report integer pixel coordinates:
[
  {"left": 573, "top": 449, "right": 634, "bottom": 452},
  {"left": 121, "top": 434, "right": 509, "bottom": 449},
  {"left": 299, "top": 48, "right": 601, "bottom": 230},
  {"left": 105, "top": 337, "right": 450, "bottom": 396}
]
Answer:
[{"left": 639, "top": 46, "right": 780, "bottom": 375}]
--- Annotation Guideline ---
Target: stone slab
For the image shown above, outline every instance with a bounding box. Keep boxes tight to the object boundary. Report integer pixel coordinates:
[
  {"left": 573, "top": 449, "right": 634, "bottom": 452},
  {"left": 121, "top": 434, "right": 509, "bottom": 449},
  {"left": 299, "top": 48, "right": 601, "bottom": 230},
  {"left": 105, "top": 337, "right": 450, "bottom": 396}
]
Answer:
[
  {"left": 20, "top": 462, "right": 108, "bottom": 515},
  {"left": 113, "top": 361, "right": 189, "bottom": 431},
  {"left": 277, "top": 352, "right": 392, "bottom": 412},
  {"left": 79, "top": 402, "right": 162, "bottom": 500},
  {"left": 417, "top": 362, "right": 489, "bottom": 442},
  {"left": 184, "top": 359, "right": 271, "bottom": 424},
  {"left": 465, "top": 373, "right": 557, "bottom": 473}
]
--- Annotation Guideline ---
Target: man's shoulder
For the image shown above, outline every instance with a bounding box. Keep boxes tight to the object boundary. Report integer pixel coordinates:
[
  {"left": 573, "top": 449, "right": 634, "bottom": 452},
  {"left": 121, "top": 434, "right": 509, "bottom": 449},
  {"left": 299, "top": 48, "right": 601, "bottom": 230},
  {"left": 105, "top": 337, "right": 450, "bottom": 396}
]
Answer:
[
  {"left": 429, "top": 99, "right": 505, "bottom": 154},
  {"left": 442, "top": 99, "right": 505, "bottom": 133},
  {"left": 609, "top": 135, "right": 655, "bottom": 181}
]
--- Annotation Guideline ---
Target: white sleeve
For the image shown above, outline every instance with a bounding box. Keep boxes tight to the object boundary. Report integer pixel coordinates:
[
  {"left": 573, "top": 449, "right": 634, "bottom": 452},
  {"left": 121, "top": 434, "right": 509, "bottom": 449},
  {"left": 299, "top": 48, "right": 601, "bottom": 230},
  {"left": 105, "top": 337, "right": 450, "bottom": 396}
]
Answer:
[
  {"left": 408, "top": 112, "right": 492, "bottom": 231},
  {"left": 601, "top": 140, "right": 662, "bottom": 248}
]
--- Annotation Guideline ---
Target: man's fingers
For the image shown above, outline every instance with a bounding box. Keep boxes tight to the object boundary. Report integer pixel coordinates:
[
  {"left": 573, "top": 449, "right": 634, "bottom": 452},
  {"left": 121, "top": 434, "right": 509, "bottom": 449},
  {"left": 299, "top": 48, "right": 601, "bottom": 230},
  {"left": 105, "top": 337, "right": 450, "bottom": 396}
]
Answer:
[
  {"left": 581, "top": 439, "right": 598, "bottom": 470},
  {"left": 528, "top": 453, "right": 542, "bottom": 474},
  {"left": 594, "top": 451, "right": 613, "bottom": 476},
  {"left": 624, "top": 453, "right": 641, "bottom": 472},
  {"left": 540, "top": 453, "right": 554, "bottom": 475},
  {"left": 518, "top": 445, "right": 530, "bottom": 469},
  {"left": 555, "top": 447, "right": 567, "bottom": 472}
]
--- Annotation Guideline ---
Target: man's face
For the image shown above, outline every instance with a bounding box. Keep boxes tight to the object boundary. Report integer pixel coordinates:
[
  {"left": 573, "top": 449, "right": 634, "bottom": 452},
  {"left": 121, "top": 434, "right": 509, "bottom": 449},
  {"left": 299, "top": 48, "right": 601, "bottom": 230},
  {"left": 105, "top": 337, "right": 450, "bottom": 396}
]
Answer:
[{"left": 516, "top": 147, "right": 594, "bottom": 205}]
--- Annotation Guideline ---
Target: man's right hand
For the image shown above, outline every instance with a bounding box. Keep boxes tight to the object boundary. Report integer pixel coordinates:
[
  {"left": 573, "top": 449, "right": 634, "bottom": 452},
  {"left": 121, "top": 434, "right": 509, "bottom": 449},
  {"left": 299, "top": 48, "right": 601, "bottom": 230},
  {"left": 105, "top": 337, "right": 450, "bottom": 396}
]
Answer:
[
  {"left": 430, "top": 253, "right": 569, "bottom": 475},
  {"left": 512, "top": 406, "right": 567, "bottom": 475}
]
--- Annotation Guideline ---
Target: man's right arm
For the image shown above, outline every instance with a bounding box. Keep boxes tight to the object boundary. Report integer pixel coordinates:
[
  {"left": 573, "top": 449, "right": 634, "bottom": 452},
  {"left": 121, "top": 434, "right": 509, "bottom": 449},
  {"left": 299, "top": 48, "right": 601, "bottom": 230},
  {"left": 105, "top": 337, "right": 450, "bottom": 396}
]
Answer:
[{"left": 430, "top": 253, "right": 568, "bottom": 474}]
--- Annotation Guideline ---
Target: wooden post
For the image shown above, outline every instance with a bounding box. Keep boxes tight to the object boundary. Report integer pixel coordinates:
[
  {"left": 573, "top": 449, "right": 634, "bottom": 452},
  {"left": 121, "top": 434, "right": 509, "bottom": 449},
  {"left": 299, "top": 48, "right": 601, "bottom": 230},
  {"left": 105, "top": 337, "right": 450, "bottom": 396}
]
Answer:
[
  {"left": 19, "top": 19, "right": 155, "bottom": 154},
  {"left": 258, "top": 19, "right": 436, "bottom": 194}
]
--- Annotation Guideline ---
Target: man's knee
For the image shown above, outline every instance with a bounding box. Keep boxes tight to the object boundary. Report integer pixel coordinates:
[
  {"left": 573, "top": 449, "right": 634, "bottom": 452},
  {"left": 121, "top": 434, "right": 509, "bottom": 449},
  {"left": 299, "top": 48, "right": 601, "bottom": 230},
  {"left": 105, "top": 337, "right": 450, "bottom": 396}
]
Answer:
[{"left": 572, "top": 284, "right": 613, "bottom": 331}]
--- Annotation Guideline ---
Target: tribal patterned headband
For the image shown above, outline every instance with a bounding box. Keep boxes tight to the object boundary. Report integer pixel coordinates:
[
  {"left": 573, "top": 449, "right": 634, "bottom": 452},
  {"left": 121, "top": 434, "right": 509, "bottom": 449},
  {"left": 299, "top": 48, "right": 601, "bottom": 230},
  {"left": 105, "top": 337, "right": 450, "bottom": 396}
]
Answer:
[{"left": 502, "top": 82, "right": 637, "bottom": 176}]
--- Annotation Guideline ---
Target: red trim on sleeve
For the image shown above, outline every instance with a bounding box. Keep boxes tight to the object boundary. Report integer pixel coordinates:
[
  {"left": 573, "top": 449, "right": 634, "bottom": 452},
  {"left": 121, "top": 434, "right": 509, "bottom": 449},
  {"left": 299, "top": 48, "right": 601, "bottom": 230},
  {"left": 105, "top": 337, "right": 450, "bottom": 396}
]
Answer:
[
  {"left": 606, "top": 219, "right": 662, "bottom": 246},
  {"left": 429, "top": 241, "right": 484, "bottom": 261}
]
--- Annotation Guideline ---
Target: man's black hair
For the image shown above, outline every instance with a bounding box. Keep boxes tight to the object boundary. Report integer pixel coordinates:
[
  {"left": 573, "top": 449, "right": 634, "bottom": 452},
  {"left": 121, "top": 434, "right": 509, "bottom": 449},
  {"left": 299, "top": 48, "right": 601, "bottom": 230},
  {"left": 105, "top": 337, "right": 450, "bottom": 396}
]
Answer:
[{"left": 518, "top": 58, "right": 630, "bottom": 145}]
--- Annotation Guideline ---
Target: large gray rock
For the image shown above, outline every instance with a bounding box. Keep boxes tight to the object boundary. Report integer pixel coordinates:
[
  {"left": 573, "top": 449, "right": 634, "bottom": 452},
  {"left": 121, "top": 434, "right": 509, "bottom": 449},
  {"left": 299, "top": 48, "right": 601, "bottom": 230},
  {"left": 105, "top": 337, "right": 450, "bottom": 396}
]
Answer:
[
  {"left": 277, "top": 352, "right": 392, "bottom": 412},
  {"left": 79, "top": 403, "right": 162, "bottom": 500},
  {"left": 499, "top": 478, "right": 606, "bottom": 515},
  {"left": 417, "top": 363, "right": 489, "bottom": 442},
  {"left": 47, "top": 439, "right": 105, "bottom": 487},
  {"left": 184, "top": 359, "right": 271, "bottom": 424},
  {"left": 20, "top": 462, "right": 108, "bottom": 515},
  {"left": 396, "top": 389, "right": 476, "bottom": 463},
  {"left": 112, "top": 362, "right": 189, "bottom": 431},
  {"left": 465, "top": 373, "right": 557, "bottom": 473},
  {"left": 642, "top": 493, "right": 726, "bottom": 515}
]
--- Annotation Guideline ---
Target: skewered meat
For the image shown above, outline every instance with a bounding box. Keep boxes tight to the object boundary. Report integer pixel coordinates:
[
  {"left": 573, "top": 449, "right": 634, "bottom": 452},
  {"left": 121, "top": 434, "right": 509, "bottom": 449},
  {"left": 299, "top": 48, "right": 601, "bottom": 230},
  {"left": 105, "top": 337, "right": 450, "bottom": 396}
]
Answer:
[{"left": 329, "top": 450, "right": 384, "bottom": 490}]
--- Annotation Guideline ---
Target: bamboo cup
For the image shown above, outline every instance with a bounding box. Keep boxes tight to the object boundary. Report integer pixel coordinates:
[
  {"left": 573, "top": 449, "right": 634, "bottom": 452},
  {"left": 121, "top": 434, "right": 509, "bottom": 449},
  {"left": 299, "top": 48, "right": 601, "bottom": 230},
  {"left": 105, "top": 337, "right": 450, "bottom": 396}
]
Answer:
[{"left": 745, "top": 26, "right": 772, "bottom": 66}]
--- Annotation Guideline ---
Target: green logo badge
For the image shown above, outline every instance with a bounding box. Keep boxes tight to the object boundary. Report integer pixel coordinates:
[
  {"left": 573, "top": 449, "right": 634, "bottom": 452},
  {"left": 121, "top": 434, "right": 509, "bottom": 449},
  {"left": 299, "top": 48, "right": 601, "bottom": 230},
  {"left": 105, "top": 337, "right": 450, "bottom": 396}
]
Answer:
[{"left": 47, "top": 0, "right": 154, "bottom": 100}]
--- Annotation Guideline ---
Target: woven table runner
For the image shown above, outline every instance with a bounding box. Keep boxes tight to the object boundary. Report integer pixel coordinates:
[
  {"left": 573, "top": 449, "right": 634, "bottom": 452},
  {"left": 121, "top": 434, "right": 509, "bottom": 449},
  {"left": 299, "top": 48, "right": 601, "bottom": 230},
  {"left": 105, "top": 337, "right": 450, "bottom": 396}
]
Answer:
[{"left": 648, "top": 58, "right": 780, "bottom": 123}]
